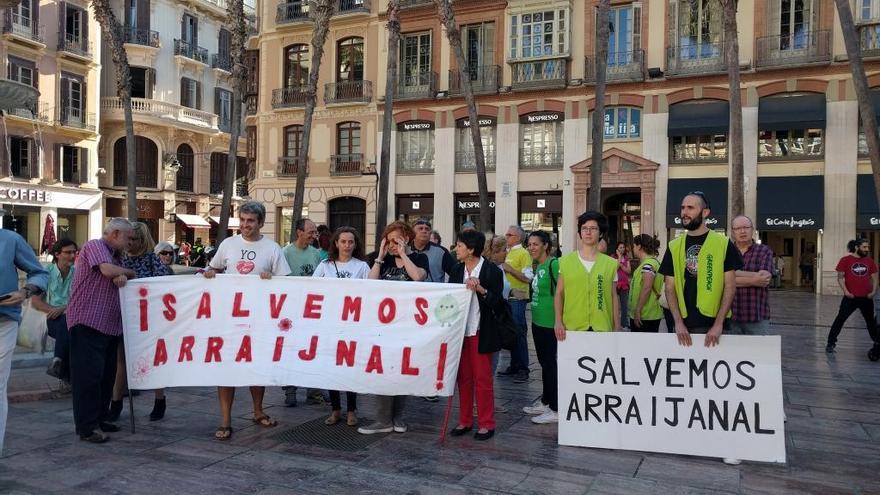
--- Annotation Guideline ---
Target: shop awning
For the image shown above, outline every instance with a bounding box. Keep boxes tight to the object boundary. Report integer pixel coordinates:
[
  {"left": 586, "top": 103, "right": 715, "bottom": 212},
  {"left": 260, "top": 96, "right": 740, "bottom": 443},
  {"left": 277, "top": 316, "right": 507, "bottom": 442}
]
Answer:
[
  {"left": 209, "top": 216, "right": 240, "bottom": 229},
  {"left": 396, "top": 195, "right": 434, "bottom": 216},
  {"left": 857, "top": 174, "right": 880, "bottom": 229},
  {"left": 665, "top": 178, "right": 728, "bottom": 229},
  {"left": 667, "top": 100, "right": 729, "bottom": 137},
  {"left": 176, "top": 214, "right": 211, "bottom": 229},
  {"left": 759, "top": 94, "right": 826, "bottom": 131},
  {"left": 757, "top": 176, "right": 824, "bottom": 230}
]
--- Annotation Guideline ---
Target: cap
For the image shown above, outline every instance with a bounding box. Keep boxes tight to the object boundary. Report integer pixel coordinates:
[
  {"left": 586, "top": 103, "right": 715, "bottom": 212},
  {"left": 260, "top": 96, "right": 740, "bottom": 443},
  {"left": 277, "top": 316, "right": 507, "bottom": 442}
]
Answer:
[
  {"left": 461, "top": 221, "right": 476, "bottom": 230},
  {"left": 413, "top": 218, "right": 432, "bottom": 228}
]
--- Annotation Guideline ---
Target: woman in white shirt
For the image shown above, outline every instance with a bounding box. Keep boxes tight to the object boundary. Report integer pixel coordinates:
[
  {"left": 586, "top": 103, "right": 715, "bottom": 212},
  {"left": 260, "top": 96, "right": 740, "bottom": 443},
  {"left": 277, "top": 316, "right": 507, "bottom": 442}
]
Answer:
[{"left": 313, "top": 227, "right": 369, "bottom": 426}]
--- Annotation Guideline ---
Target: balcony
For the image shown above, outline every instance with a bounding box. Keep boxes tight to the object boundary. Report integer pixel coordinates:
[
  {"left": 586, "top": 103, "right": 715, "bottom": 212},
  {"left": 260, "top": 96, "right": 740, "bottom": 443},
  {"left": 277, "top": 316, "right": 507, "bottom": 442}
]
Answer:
[
  {"left": 449, "top": 65, "right": 500, "bottom": 96},
  {"left": 665, "top": 41, "right": 727, "bottom": 77},
  {"left": 245, "top": 94, "right": 257, "bottom": 115},
  {"left": 277, "top": 156, "right": 308, "bottom": 177},
  {"left": 272, "top": 87, "right": 308, "bottom": 108},
  {"left": 58, "top": 107, "right": 96, "bottom": 131},
  {"left": 2, "top": 13, "right": 43, "bottom": 45},
  {"left": 400, "top": 0, "right": 432, "bottom": 8},
  {"left": 235, "top": 178, "right": 249, "bottom": 198},
  {"left": 755, "top": 30, "right": 831, "bottom": 68},
  {"left": 331, "top": 153, "right": 364, "bottom": 176},
  {"left": 510, "top": 58, "right": 568, "bottom": 90},
  {"left": 0, "top": 79, "right": 39, "bottom": 118},
  {"left": 177, "top": 175, "right": 193, "bottom": 193},
  {"left": 336, "top": 0, "right": 369, "bottom": 14},
  {"left": 396, "top": 153, "right": 434, "bottom": 174},
  {"left": 324, "top": 80, "right": 372, "bottom": 104},
  {"left": 276, "top": 1, "right": 312, "bottom": 24},
  {"left": 212, "top": 54, "right": 233, "bottom": 72},
  {"left": 122, "top": 27, "right": 159, "bottom": 47},
  {"left": 454, "top": 150, "right": 496, "bottom": 172},
  {"left": 584, "top": 50, "right": 645, "bottom": 84},
  {"left": 396, "top": 70, "right": 436, "bottom": 100},
  {"left": 860, "top": 22, "right": 880, "bottom": 58},
  {"left": 101, "top": 97, "right": 219, "bottom": 130},
  {"left": 519, "top": 149, "right": 564, "bottom": 170},
  {"left": 174, "top": 39, "right": 208, "bottom": 64},
  {"left": 58, "top": 34, "right": 93, "bottom": 59}
]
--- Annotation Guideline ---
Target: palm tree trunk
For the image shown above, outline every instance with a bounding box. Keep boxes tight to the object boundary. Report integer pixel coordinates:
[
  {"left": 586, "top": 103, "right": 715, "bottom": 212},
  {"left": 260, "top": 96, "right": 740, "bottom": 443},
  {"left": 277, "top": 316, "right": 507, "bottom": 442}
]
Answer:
[
  {"left": 723, "top": 0, "right": 744, "bottom": 218},
  {"left": 437, "top": 0, "right": 490, "bottom": 232},
  {"left": 291, "top": 0, "right": 334, "bottom": 244},
  {"left": 377, "top": 0, "right": 400, "bottom": 249},
  {"left": 835, "top": 0, "right": 880, "bottom": 207},
  {"left": 589, "top": 0, "right": 611, "bottom": 212}
]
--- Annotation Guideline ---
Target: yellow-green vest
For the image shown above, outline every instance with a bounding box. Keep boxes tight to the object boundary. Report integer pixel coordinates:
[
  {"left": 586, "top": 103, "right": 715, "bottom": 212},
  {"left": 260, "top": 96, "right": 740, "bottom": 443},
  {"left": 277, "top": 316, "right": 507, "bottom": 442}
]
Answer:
[
  {"left": 629, "top": 257, "right": 663, "bottom": 320},
  {"left": 559, "top": 251, "right": 617, "bottom": 332},
  {"left": 669, "top": 231, "right": 730, "bottom": 319}
]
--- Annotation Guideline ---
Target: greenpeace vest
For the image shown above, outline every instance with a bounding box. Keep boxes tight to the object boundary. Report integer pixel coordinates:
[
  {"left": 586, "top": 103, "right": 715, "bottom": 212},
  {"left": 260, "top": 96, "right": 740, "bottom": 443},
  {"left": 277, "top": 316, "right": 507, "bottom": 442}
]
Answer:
[
  {"left": 629, "top": 257, "right": 663, "bottom": 321},
  {"left": 559, "top": 251, "right": 617, "bottom": 332},
  {"left": 669, "top": 231, "right": 730, "bottom": 320}
]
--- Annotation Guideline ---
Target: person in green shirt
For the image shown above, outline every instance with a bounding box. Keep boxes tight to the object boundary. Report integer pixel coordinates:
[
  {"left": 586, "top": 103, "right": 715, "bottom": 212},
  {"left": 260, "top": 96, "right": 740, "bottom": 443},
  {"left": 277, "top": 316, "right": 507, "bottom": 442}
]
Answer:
[
  {"left": 629, "top": 234, "right": 664, "bottom": 333},
  {"left": 522, "top": 230, "right": 560, "bottom": 425},
  {"left": 32, "top": 239, "right": 78, "bottom": 385},
  {"left": 499, "top": 225, "right": 533, "bottom": 383}
]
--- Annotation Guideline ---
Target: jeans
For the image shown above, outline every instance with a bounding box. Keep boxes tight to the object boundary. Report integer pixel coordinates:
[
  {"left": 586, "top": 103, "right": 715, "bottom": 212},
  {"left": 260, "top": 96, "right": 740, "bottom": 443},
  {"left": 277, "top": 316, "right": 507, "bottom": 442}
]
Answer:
[
  {"left": 70, "top": 325, "right": 119, "bottom": 436},
  {"left": 329, "top": 390, "right": 357, "bottom": 412},
  {"left": 827, "top": 296, "right": 880, "bottom": 346},
  {"left": 457, "top": 335, "right": 495, "bottom": 429},
  {"left": 0, "top": 317, "right": 18, "bottom": 454},
  {"left": 730, "top": 319, "right": 771, "bottom": 336},
  {"left": 47, "top": 314, "right": 70, "bottom": 380},
  {"left": 630, "top": 318, "right": 661, "bottom": 333},
  {"left": 375, "top": 395, "right": 406, "bottom": 426},
  {"left": 618, "top": 289, "right": 630, "bottom": 328},
  {"left": 531, "top": 324, "right": 557, "bottom": 412},
  {"left": 508, "top": 299, "right": 529, "bottom": 373}
]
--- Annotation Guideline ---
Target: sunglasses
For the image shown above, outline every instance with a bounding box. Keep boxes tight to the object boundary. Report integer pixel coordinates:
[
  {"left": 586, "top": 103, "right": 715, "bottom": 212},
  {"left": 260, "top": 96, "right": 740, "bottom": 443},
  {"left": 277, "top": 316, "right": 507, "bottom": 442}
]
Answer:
[
  {"left": 159, "top": 251, "right": 173, "bottom": 256},
  {"left": 686, "top": 190, "right": 711, "bottom": 209}
]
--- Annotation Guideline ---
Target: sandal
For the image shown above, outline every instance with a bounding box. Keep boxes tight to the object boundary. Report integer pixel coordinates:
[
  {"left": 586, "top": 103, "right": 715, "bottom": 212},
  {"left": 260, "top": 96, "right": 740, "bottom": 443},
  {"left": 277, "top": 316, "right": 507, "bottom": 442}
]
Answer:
[
  {"left": 215, "top": 426, "right": 233, "bottom": 441},
  {"left": 252, "top": 415, "right": 278, "bottom": 427},
  {"left": 346, "top": 412, "right": 358, "bottom": 427},
  {"left": 325, "top": 413, "right": 341, "bottom": 425}
]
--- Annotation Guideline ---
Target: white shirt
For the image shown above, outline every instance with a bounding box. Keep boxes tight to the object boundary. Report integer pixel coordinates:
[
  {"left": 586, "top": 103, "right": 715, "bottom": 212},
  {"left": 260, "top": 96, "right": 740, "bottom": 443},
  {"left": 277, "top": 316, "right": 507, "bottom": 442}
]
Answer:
[
  {"left": 312, "top": 258, "right": 369, "bottom": 279},
  {"left": 575, "top": 253, "right": 619, "bottom": 282},
  {"left": 464, "top": 257, "right": 484, "bottom": 337},
  {"left": 210, "top": 235, "right": 291, "bottom": 276}
]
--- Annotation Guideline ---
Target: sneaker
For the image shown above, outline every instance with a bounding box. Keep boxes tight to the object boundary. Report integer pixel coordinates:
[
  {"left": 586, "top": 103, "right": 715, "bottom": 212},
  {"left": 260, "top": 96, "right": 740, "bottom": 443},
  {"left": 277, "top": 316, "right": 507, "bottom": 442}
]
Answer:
[
  {"left": 523, "top": 399, "right": 550, "bottom": 416},
  {"left": 79, "top": 431, "right": 109, "bottom": 444},
  {"left": 723, "top": 458, "right": 742, "bottom": 466},
  {"left": 825, "top": 343, "right": 835, "bottom": 353},
  {"left": 495, "top": 404, "right": 508, "bottom": 413},
  {"left": 99, "top": 422, "right": 121, "bottom": 433},
  {"left": 358, "top": 422, "right": 393, "bottom": 435},
  {"left": 512, "top": 370, "right": 530, "bottom": 384},
  {"left": 531, "top": 410, "right": 559, "bottom": 424},
  {"left": 392, "top": 420, "right": 408, "bottom": 433},
  {"left": 57, "top": 381, "right": 72, "bottom": 395},
  {"left": 283, "top": 386, "right": 297, "bottom": 407},
  {"left": 46, "top": 357, "right": 62, "bottom": 379}
]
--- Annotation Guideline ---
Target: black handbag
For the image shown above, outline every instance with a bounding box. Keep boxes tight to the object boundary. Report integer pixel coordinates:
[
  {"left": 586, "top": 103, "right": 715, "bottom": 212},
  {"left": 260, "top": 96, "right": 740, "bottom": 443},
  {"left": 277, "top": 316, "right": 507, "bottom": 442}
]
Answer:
[{"left": 491, "top": 300, "right": 520, "bottom": 351}]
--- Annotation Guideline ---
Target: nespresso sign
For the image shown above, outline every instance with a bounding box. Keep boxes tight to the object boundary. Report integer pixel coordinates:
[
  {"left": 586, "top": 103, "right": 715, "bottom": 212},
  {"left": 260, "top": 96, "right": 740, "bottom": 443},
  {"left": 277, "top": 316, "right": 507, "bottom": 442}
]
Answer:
[
  {"left": 0, "top": 186, "right": 52, "bottom": 203},
  {"left": 397, "top": 121, "right": 434, "bottom": 132},
  {"left": 520, "top": 111, "right": 564, "bottom": 124},
  {"left": 456, "top": 116, "right": 496, "bottom": 128}
]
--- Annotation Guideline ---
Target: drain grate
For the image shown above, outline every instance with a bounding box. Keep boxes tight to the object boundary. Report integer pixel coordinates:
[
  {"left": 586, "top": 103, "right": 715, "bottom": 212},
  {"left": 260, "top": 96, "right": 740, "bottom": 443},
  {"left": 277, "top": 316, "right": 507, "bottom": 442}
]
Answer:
[{"left": 274, "top": 416, "right": 388, "bottom": 452}]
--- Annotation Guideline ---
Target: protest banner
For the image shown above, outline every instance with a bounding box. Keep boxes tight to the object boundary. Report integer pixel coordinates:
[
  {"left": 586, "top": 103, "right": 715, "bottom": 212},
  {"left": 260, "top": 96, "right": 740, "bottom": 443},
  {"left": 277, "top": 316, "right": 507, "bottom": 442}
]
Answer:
[
  {"left": 120, "top": 275, "right": 472, "bottom": 396},
  {"left": 558, "top": 332, "right": 786, "bottom": 463}
]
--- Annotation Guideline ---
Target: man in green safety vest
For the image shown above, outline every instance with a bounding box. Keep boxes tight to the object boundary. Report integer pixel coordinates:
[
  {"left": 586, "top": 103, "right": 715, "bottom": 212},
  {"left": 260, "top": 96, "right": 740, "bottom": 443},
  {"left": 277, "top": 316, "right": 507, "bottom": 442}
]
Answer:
[
  {"left": 553, "top": 210, "right": 620, "bottom": 339},
  {"left": 659, "top": 192, "right": 743, "bottom": 348}
]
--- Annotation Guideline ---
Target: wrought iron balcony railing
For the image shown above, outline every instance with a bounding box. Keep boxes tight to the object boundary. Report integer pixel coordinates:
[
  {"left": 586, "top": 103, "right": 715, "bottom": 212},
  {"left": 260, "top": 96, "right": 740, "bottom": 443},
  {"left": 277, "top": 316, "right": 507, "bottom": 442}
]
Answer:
[
  {"left": 324, "top": 80, "right": 372, "bottom": 104},
  {"left": 58, "top": 33, "right": 92, "bottom": 57},
  {"left": 277, "top": 156, "right": 308, "bottom": 177},
  {"left": 276, "top": 1, "right": 312, "bottom": 24},
  {"left": 396, "top": 152, "right": 434, "bottom": 174},
  {"left": 454, "top": 150, "right": 496, "bottom": 172},
  {"left": 211, "top": 54, "right": 233, "bottom": 72},
  {"left": 860, "top": 22, "right": 880, "bottom": 58},
  {"left": 336, "top": 0, "right": 369, "bottom": 14},
  {"left": 331, "top": 153, "right": 364, "bottom": 175},
  {"left": 2, "top": 13, "right": 42, "bottom": 43},
  {"left": 272, "top": 87, "right": 308, "bottom": 108},
  {"left": 245, "top": 94, "right": 257, "bottom": 115},
  {"left": 449, "top": 65, "right": 500, "bottom": 95},
  {"left": 122, "top": 26, "right": 159, "bottom": 47},
  {"left": 510, "top": 58, "right": 568, "bottom": 90},
  {"left": 755, "top": 30, "right": 831, "bottom": 68},
  {"left": 174, "top": 39, "right": 208, "bottom": 64},
  {"left": 396, "top": 70, "right": 436, "bottom": 100},
  {"left": 665, "top": 41, "right": 727, "bottom": 77},
  {"left": 519, "top": 149, "right": 564, "bottom": 170},
  {"left": 584, "top": 49, "right": 645, "bottom": 83},
  {"left": 58, "top": 107, "right": 96, "bottom": 131},
  {"left": 400, "top": 0, "right": 432, "bottom": 8}
]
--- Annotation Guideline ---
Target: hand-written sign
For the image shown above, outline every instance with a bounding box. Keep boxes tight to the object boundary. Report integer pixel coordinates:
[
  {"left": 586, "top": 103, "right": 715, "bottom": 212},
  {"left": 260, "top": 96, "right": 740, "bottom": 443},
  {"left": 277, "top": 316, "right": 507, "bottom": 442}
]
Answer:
[
  {"left": 120, "top": 276, "right": 473, "bottom": 396},
  {"left": 558, "top": 333, "right": 786, "bottom": 463}
]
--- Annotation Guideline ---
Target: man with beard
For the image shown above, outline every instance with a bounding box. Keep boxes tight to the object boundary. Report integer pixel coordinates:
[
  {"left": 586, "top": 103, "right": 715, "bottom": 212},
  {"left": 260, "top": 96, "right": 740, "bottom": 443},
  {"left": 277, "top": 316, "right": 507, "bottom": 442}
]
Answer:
[{"left": 826, "top": 239, "right": 880, "bottom": 360}]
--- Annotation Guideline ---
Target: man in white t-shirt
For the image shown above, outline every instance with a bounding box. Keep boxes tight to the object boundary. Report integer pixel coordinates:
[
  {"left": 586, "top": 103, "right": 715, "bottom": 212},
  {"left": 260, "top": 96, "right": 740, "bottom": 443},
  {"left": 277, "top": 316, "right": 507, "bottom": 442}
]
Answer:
[{"left": 203, "top": 201, "right": 290, "bottom": 441}]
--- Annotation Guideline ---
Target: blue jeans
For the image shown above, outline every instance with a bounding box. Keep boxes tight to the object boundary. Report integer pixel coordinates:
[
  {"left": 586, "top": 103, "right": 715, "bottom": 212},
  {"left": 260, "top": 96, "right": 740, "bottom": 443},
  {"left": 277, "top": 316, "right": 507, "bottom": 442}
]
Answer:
[
  {"left": 730, "top": 319, "right": 771, "bottom": 336},
  {"left": 509, "top": 299, "right": 529, "bottom": 373}
]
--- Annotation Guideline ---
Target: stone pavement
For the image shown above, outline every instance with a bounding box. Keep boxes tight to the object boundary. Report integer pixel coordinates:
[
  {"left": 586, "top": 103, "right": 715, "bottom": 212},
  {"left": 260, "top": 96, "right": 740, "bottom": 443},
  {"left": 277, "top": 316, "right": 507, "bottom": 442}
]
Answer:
[{"left": 1, "top": 291, "right": 879, "bottom": 494}]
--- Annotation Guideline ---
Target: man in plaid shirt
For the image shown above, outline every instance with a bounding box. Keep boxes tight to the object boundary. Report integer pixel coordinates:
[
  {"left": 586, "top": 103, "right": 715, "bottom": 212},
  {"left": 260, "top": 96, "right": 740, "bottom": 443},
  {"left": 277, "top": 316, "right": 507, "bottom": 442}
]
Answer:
[{"left": 730, "top": 215, "right": 774, "bottom": 335}]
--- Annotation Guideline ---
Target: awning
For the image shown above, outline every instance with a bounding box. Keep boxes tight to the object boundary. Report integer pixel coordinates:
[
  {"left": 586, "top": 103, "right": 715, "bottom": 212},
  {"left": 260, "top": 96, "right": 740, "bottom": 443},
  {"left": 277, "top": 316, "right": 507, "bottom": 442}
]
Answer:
[
  {"left": 757, "top": 176, "right": 824, "bottom": 230},
  {"left": 667, "top": 100, "right": 729, "bottom": 137},
  {"left": 759, "top": 94, "right": 826, "bottom": 131},
  {"left": 665, "top": 178, "right": 728, "bottom": 229},
  {"left": 857, "top": 174, "right": 880, "bottom": 229},
  {"left": 175, "top": 213, "right": 211, "bottom": 229},
  {"left": 209, "top": 216, "right": 240, "bottom": 229}
]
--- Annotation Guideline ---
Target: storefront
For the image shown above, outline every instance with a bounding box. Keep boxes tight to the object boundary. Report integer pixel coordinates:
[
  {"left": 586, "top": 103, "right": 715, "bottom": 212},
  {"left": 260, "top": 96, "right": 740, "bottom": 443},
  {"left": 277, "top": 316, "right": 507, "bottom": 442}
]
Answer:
[
  {"left": 519, "top": 192, "right": 562, "bottom": 254},
  {"left": 757, "top": 176, "right": 824, "bottom": 290},
  {"left": 175, "top": 213, "right": 212, "bottom": 245},
  {"left": 106, "top": 197, "right": 164, "bottom": 243},
  {"left": 454, "top": 193, "right": 495, "bottom": 234},
  {"left": 856, "top": 174, "right": 880, "bottom": 264},
  {"left": 396, "top": 194, "right": 434, "bottom": 225},
  {"left": 665, "top": 178, "right": 728, "bottom": 237}
]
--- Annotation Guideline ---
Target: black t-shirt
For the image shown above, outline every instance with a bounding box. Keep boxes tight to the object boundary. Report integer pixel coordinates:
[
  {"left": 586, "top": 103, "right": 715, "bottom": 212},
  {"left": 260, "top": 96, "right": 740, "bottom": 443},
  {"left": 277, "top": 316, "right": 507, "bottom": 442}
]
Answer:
[
  {"left": 379, "top": 252, "right": 430, "bottom": 281},
  {"left": 659, "top": 232, "right": 744, "bottom": 329}
]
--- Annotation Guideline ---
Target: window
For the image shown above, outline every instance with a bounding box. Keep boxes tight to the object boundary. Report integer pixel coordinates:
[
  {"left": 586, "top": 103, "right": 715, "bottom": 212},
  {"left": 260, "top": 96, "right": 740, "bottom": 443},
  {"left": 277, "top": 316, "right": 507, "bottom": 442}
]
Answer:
[
  {"left": 672, "top": 0, "right": 723, "bottom": 55},
  {"left": 63, "top": 4, "right": 87, "bottom": 48},
  {"left": 180, "top": 78, "right": 201, "bottom": 109},
  {"left": 463, "top": 22, "right": 495, "bottom": 69},
  {"left": 127, "top": 0, "right": 138, "bottom": 28},
  {"left": 608, "top": 5, "right": 641, "bottom": 64},
  {"left": 113, "top": 136, "right": 158, "bottom": 188},
  {"left": 400, "top": 32, "right": 431, "bottom": 89},
  {"left": 603, "top": 107, "right": 641, "bottom": 139},
  {"left": 284, "top": 125, "right": 303, "bottom": 157},
  {"left": 215, "top": 88, "right": 232, "bottom": 131},
  {"left": 758, "top": 129, "right": 823, "bottom": 159},
  {"left": 860, "top": 0, "right": 880, "bottom": 21},
  {"left": 10, "top": 137, "right": 35, "bottom": 179},
  {"left": 182, "top": 13, "right": 197, "bottom": 46},
  {"left": 337, "top": 37, "right": 364, "bottom": 82},
  {"left": 209, "top": 152, "right": 247, "bottom": 195},
  {"left": 519, "top": 114, "right": 564, "bottom": 169},
  {"left": 671, "top": 135, "right": 727, "bottom": 162},
  {"left": 455, "top": 118, "right": 496, "bottom": 171},
  {"left": 60, "top": 74, "right": 85, "bottom": 125},
  {"left": 337, "top": 122, "right": 361, "bottom": 156},
  {"left": 58, "top": 145, "right": 87, "bottom": 184},
  {"left": 397, "top": 122, "right": 434, "bottom": 173},
  {"left": 218, "top": 28, "right": 231, "bottom": 60},
  {"left": 176, "top": 143, "right": 194, "bottom": 192},
  {"left": 509, "top": 9, "right": 568, "bottom": 59},
  {"left": 246, "top": 126, "right": 257, "bottom": 162},
  {"left": 284, "top": 44, "right": 309, "bottom": 88},
  {"left": 130, "top": 67, "right": 154, "bottom": 99},
  {"left": 7, "top": 56, "right": 36, "bottom": 87}
]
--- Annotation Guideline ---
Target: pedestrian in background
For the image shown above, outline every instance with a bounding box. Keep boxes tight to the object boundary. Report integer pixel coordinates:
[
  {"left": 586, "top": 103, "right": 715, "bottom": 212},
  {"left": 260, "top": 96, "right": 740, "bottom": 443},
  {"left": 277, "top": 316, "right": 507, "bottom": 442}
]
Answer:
[
  {"left": 613, "top": 241, "right": 632, "bottom": 329},
  {"left": 33, "top": 239, "right": 77, "bottom": 387},
  {"left": 498, "top": 226, "right": 532, "bottom": 384},
  {"left": 629, "top": 234, "right": 663, "bottom": 333},
  {"left": 826, "top": 238, "right": 880, "bottom": 360},
  {"left": 731, "top": 216, "right": 774, "bottom": 336}
]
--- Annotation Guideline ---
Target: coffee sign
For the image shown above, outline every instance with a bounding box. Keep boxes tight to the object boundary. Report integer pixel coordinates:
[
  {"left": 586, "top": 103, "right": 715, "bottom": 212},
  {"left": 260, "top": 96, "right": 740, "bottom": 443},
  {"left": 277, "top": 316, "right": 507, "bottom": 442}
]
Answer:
[
  {"left": 456, "top": 116, "right": 496, "bottom": 128},
  {"left": 520, "top": 111, "right": 564, "bottom": 124},
  {"left": 0, "top": 186, "right": 53, "bottom": 204},
  {"left": 397, "top": 121, "right": 434, "bottom": 132}
]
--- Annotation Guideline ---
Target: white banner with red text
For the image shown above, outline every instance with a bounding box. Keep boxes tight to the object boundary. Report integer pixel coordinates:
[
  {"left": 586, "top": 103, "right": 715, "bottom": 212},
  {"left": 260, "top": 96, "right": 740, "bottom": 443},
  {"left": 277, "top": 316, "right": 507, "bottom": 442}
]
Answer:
[
  {"left": 558, "top": 332, "right": 786, "bottom": 463},
  {"left": 120, "top": 275, "right": 472, "bottom": 396}
]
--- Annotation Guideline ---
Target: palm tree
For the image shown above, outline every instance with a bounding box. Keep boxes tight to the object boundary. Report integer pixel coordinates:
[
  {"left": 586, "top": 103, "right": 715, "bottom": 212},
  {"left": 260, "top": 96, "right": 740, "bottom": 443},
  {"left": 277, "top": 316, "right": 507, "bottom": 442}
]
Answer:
[
  {"left": 721, "top": 0, "right": 744, "bottom": 217},
  {"left": 376, "top": 0, "right": 400, "bottom": 249},
  {"left": 835, "top": 0, "right": 880, "bottom": 204},
  {"left": 90, "top": 0, "right": 137, "bottom": 221},
  {"left": 217, "top": 0, "right": 249, "bottom": 244},
  {"left": 290, "top": 0, "right": 335, "bottom": 244},
  {"left": 436, "top": 0, "right": 490, "bottom": 232},
  {"left": 589, "top": 0, "right": 611, "bottom": 211}
]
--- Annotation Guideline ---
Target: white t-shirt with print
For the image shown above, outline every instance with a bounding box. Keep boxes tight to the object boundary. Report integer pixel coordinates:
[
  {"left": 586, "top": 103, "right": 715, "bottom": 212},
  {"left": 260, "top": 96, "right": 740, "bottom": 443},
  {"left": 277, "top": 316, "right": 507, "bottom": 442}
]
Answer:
[
  {"left": 210, "top": 235, "right": 291, "bottom": 276},
  {"left": 312, "top": 258, "right": 369, "bottom": 280}
]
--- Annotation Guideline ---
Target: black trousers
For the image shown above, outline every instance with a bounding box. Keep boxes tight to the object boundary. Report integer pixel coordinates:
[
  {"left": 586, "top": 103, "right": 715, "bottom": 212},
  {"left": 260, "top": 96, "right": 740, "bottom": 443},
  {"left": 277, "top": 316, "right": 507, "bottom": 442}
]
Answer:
[
  {"left": 662, "top": 308, "right": 675, "bottom": 333},
  {"left": 531, "top": 323, "right": 557, "bottom": 412},
  {"left": 827, "top": 297, "right": 880, "bottom": 346},
  {"left": 329, "top": 390, "right": 357, "bottom": 412},
  {"left": 630, "top": 318, "right": 662, "bottom": 333},
  {"left": 70, "top": 324, "right": 119, "bottom": 436},
  {"left": 47, "top": 314, "right": 70, "bottom": 380}
]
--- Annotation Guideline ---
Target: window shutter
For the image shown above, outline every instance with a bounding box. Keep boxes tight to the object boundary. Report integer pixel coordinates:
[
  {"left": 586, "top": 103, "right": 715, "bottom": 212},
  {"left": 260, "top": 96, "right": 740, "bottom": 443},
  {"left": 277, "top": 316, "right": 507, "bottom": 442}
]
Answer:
[
  {"left": 30, "top": 0, "right": 38, "bottom": 30},
  {"left": 147, "top": 68, "right": 155, "bottom": 98},
  {"left": 192, "top": 17, "right": 198, "bottom": 47},
  {"left": 139, "top": 0, "right": 150, "bottom": 31},
  {"left": 483, "top": 22, "right": 496, "bottom": 66},
  {"left": 59, "top": 2, "right": 66, "bottom": 43},
  {"left": 214, "top": 87, "right": 221, "bottom": 116},
  {"left": 125, "top": 0, "right": 132, "bottom": 26},
  {"left": 196, "top": 81, "right": 202, "bottom": 109},
  {"left": 60, "top": 77, "right": 70, "bottom": 119},
  {"left": 180, "top": 78, "right": 187, "bottom": 106},
  {"left": 79, "top": 147, "right": 89, "bottom": 184},
  {"left": 632, "top": 3, "right": 642, "bottom": 51},
  {"left": 181, "top": 14, "right": 186, "bottom": 40},
  {"left": 81, "top": 78, "right": 87, "bottom": 117},
  {"left": 667, "top": 0, "right": 678, "bottom": 48},
  {"left": 27, "top": 139, "right": 37, "bottom": 179},
  {"left": 219, "top": 29, "right": 231, "bottom": 58},
  {"left": 769, "top": 0, "right": 781, "bottom": 37},
  {"left": 82, "top": 9, "right": 89, "bottom": 49},
  {"left": 54, "top": 144, "right": 62, "bottom": 182},
  {"left": 0, "top": 136, "right": 8, "bottom": 177}
]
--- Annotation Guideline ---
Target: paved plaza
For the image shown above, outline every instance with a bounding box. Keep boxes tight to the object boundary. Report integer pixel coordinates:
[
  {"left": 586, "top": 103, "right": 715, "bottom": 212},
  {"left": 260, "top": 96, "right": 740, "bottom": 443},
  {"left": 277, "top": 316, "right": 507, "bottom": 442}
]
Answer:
[{"left": 0, "top": 291, "right": 878, "bottom": 494}]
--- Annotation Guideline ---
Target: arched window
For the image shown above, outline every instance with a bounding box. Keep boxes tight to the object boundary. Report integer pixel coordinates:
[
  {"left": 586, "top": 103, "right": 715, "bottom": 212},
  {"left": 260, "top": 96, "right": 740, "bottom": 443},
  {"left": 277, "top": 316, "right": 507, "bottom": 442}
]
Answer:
[
  {"left": 337, "top": 37, "right": 364, "bottom": 82},
  {"left": 176, "top": 143, "right": 194, "bottom": 192},
  {"left": 113, "top": 136, "right": 158, "bottom": 188},
  {"left": 284, "top": 44, "right": 309, "bottom": 88}
]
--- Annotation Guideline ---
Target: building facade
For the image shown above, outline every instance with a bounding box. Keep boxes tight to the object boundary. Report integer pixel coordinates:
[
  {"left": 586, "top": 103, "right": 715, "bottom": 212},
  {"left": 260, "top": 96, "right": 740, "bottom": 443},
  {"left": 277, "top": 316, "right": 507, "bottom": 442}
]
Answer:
[
  {"left": 251, "top": 0, "right": 880, "bottom": 295},
  {"left": 1, "top": 0, "right": 103, "bottom": 254},
  {"left": 98, "top": 0, "right": 249, "bottom": 246}
]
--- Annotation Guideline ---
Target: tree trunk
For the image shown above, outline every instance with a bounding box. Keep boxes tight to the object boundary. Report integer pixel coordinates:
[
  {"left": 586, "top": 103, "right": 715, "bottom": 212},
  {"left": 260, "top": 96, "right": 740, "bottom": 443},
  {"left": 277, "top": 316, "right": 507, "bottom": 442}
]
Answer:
[
  {"left": 90, "top": 1, "right": 137, "bottom": 221},
  {"left": 437, "top": 0, "right": 490, "bottom": 233},
  {"left": 218, "top": 0, "right": 248, "bottom": 244},
  {"left": 723, "top": 0, "right": 744, "bottom": 218},
  {"left": 589, "top": 0, "right": 611, "bottom": 212},
  {"left": 377, "top": 0, "right": 400, "bottom": 250},
  {"left": 291, "top": 0, "right": 334, "bottom": 244},
  {"left": 835, "top": 0, "right": 880, "bottom": 209}
]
